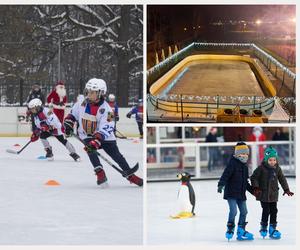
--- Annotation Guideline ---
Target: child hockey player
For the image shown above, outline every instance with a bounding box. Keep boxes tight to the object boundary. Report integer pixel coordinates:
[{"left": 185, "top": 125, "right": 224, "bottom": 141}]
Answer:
[
  {"left": 28, "top": 98, "right": 80, "bottom": 161},
  {"left": 218, "top": 142, "right": 254, "bottom": 241},
  {"left": 250, "top": 146, "right": 294, "bottom": 239},
  {"left": 63, "top": 78, "right": 143, "bottom": 187},
  {"left": 126, "top": 99, "right": 143, "bottom": 138},
  {"left": 107, "top": 94, "right": 119, "bottom": 134}
]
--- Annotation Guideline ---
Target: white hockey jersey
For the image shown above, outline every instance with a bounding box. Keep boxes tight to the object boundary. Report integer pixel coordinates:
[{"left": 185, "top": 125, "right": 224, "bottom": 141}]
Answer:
[
  {"left": 33, "top": 107, "right": 63, "bottom": 135},
  {"left": 70, "top": 99, "right": 116, "bottom": 141}
]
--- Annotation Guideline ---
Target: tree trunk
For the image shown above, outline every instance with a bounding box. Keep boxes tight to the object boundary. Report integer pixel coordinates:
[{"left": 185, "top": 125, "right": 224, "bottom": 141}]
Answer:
[{"left": 116, "top": 5, "right": 130, "bottom": 107}]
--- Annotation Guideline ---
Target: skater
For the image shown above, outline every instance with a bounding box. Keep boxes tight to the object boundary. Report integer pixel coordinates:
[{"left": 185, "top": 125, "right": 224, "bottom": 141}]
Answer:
[
  {"left": 250, "top": 146, "right": 294, "bottom": 239},
  {"left": 47, "top": 80, "right": 67, "bottom": 124},
  {"left": 26, "top": 83, "right": 45, "bottom": 131},
  {"left": 217, "top": 142, "right": 254, "bottom": 241},
  {"left": 63, "top": 78, "right": 143, "bottom": 186},
  {"left": 107, "top": 94, "right": 119, "bottom": 135},
  {"left": 126, "top": 98, "right": 143, "bottom": 138},
  {"left": 27, "top": 98, "right": 80, "bottom": 161}
]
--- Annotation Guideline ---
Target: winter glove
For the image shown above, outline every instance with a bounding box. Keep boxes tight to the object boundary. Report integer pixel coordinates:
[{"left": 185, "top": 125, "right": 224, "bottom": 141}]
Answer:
[
  {"left": 253, "top": 187, "right": 262, "bottom": 198},
  {"left": 126, "top": 113, "right": 131, "bottom": 118},
  {"left": 30, "top": 129, "right": 40, "bottom": 142},
  {"left": 217, "top": 185, "right": 224, "bottom": 193},
  {"left": 84, "top": 132, "right": 103, "bottom": 152},
  {"left": 283, "top": 189, "right": 294, "bottom": 196}
]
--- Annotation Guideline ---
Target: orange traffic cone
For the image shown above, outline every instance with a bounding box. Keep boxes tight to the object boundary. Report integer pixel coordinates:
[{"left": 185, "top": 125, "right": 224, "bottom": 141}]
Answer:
[{"left": 45, "top": 180, "right": 60, "bottom": 186}]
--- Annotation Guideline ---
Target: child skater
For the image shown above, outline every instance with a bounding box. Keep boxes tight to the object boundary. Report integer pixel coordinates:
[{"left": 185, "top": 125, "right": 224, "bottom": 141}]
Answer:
[
  {"left": 251, "top": 146, "right": 294, "bottom": 239},
  {"left": 218, "top": 142, "right": 254, "bottom": 241}
]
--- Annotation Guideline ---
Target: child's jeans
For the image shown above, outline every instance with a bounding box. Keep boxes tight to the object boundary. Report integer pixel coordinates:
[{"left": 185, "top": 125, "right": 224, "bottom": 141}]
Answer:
[{"left": 227, "top": 198, "right": 248, "bottom": 225}]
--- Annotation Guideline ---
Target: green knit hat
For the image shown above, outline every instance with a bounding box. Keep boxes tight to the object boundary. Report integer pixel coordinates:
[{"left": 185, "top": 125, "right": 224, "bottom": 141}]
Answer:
[{"left": 263, "top": 146, "right": 278, "bottom": 162}]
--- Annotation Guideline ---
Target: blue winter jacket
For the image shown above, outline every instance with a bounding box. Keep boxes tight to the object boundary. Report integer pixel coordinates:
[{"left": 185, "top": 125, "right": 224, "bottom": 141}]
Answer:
[{"left": 218, "top": 156, "right": 253, "bottom": 200}]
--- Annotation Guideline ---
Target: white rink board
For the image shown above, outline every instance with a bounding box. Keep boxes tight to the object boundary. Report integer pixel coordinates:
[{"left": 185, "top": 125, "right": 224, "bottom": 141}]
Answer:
[
  {"left": 0, "top": 107, "right": 141, "bottom": 137},
  {"left": 0, "top": 137, "right": 143, "bottom": 245}
]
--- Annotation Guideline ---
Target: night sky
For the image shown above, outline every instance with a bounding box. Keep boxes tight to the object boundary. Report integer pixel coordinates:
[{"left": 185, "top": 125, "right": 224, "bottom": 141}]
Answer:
[{"left": 148, "top": 5, "right": 296, "bottom": 23}]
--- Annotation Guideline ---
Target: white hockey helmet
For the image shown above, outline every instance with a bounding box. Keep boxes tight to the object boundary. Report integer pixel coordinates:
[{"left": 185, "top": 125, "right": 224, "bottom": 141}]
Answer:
[
  {"left": 108, "top": 94, "right": 115, "bottom": 102},
  {"left": 28, "top": 98, "right": 42, "bottom": 109},
  {"left": 85, "top": 78, "right": 107, "bottom": 96}
]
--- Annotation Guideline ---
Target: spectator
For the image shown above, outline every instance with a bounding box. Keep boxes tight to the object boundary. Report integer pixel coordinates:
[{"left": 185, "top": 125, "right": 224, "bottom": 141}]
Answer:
[
  {"left": 248, "top": 126, "right": 266, "bottom": 163},
  {"left": 205, "top": 127, "right": 218, "bottom": 172},
  {"left": 272, "top": 128, "right": 288, "bottom": 164}
]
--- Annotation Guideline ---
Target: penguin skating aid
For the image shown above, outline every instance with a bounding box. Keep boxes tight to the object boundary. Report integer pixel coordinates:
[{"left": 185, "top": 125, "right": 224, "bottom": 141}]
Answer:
[{"left": 170, "top": 172, "right": 195, "bottom": 219}]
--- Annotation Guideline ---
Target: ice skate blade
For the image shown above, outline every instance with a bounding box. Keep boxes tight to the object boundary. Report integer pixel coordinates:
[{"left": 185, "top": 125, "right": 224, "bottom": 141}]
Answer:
[{"left": 47, "top": 157, "right": 54, "bottom": 161}]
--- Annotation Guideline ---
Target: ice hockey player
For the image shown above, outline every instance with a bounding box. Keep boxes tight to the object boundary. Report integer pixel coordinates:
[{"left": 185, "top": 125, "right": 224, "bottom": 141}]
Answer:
[
  {"left": 47, "top": 80, "right": 67, "bottom": 124},
  {"left": 63, "top": 78, "right": 143, "bottom": 187},
  {"left": 126, "top": 98, "right": 143, "bottom": 138},
  {"left": 107, "top": 94, "right": 119, "bottom": 134},
  {"left": 251, "top": 146, "right": 294, "bottom": 239},
  {"left": 218, "top": 142, "right": 254, "bottom": 241},
  {"left": 27, "top": 98, "right": 80, "bottom": 161},
  {"left": 26, "top": 83, "right": 45, "bottom": 131}
]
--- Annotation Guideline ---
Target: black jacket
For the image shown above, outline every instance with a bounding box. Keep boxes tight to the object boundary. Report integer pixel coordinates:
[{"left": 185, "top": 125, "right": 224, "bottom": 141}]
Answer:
[
  {"left": 205, "top": 132, "right": 217, "bottom": 143},
  {"left": 26, "top": 90, "right": 45, "bottom": 104},
  {"left": 218, "top": 156, "right": 253, "bottom": 200},
  {"left": 250, "top": 161, "right": 289, "bottom": 202}
]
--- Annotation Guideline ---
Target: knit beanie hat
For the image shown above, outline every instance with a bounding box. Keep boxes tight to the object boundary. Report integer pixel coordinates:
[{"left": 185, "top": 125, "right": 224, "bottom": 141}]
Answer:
[
  {"left": 263, "top": 146, "right": 278, "bottom": 162},
  {"left": 234, "top": 142, "right": 249, "bottom": 155}
]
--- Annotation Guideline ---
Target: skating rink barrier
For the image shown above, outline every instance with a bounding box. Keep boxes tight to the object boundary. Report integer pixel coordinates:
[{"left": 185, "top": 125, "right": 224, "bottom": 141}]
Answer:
[
  {"left": 147, "top": 140, "right": 295, "bottom": 181},
  {"left": 0, "top": 107, "right": 141, "bottom": 137}
]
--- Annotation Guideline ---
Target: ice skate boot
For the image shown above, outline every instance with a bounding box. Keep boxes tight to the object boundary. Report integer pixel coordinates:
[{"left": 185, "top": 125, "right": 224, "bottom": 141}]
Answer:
[
  {"left": 260, "top": 222, "right": 268, "bottom": 238},
  {"left": 45, "top": 147, "right": 54, "bottom": 161},
  {"left": 70, "top": 152, "right": 81, "bottom": 162},
  {"left": 94, "top": 166, "right": 107, "bottom": 186},
  {"left": 225, "top": 222, "right": 235, "bottom": 241},
  {"left": 237, "top": 222, "right": 254, "bottom": 241},
  {"left": 127, "top": 174, "right": 143, "bottom": 186},
  {"left": 269, "top": 223, "right": 281, "bottom": 239}
]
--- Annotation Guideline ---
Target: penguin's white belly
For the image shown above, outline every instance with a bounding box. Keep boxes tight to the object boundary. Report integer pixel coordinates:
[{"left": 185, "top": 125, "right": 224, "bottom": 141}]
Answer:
[{"left": 171, "top": 185, "right": 193, "bottom": 218}]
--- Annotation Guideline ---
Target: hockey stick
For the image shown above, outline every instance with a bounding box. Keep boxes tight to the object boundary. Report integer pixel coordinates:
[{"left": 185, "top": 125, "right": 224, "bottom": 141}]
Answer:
[
  {"left": 71, "top": 133, "right": 139, "bottom": 177},
  {"left": 6, "top": 140, "right": 31, "bottom": 155}
]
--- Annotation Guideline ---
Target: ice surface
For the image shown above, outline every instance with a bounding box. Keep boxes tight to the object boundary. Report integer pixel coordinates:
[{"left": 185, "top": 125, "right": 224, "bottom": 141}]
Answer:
[
  {"left": 0, "top": 137, "right": 143, "bottom": 245},
  {"left": 147, "top": 179, "right": 296, "bottom": 245}
]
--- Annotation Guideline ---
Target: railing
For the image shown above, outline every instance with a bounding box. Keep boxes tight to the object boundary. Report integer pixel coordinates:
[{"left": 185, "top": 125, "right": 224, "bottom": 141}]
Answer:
[
  {"left": 147, "top": 140, "right": 295, "bottom": 181},
  {"left": 147, "top": 93, "right": 275, "bottom": 121}
]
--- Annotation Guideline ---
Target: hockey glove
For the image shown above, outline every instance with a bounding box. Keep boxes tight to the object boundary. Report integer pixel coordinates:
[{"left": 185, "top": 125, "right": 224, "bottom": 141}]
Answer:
[
  {"left": 115, "top": 115, "right": 120, "bottom": 122},
  {"left": 217, "top": 185, "right": 224, "bottom": 193},
  {"left": 40, "top": 123, "right": 50, "bottom": 132},
  {"left": 253, "top": 187, "right": 262, "bottom": 198},
  {"left": 283, "top": 189, "right": 294, "bottom": 196},
  {"left": 64, "top": 118, "right": 75, "bottom": 137},
  {"left": 85, "top": 132, "right": 103, "bottom": 152},
  {"left": 31, "top": 129, "right": 41, "bottom": 142},
  {"left": 126, "top": 113, "right": 131, "bottom": 118}
]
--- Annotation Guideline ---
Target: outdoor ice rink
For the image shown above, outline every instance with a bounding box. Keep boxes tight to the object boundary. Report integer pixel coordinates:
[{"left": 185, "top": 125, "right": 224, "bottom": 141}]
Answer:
[
  {"left": 162, "top": 60, "right": 265, "bottom": 97},
  {"left": 0, "top": 137, "right": 143, "bottom": 245},
  {"left": 147, "top": 179, "right": 296, "bottom": 245}
]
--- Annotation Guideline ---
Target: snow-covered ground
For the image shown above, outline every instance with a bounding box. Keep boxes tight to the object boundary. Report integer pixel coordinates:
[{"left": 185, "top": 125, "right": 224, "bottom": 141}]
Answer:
[
  {"left": 0, "top": 137, "right": 143, "bottom": 245},
  {"left": 147, "top": 179, "right": 296, "bottom": 245}
]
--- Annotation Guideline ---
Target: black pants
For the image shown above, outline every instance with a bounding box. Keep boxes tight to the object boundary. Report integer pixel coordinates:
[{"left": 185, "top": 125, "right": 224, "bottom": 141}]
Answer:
[
  {"left": 40, "top": 131, "right": 68, "bottom": 146},
  {"left": 137, "top": 121, "right": 143, "bottom": 137},
  {"left": 260, "top": 201, "right": 278, "bottom": 224},
  {"left": 84, "top": 139, "right": 131, "bottom": 172}
]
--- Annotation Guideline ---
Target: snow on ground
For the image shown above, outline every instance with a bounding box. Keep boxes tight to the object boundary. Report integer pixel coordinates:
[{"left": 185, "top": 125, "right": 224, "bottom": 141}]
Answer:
[
  {"left": 0, "top": 137, "right": 143, "bottom": 245},
  {"left": 147, "top": 179, "right": 296, "bottom": 245}
]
